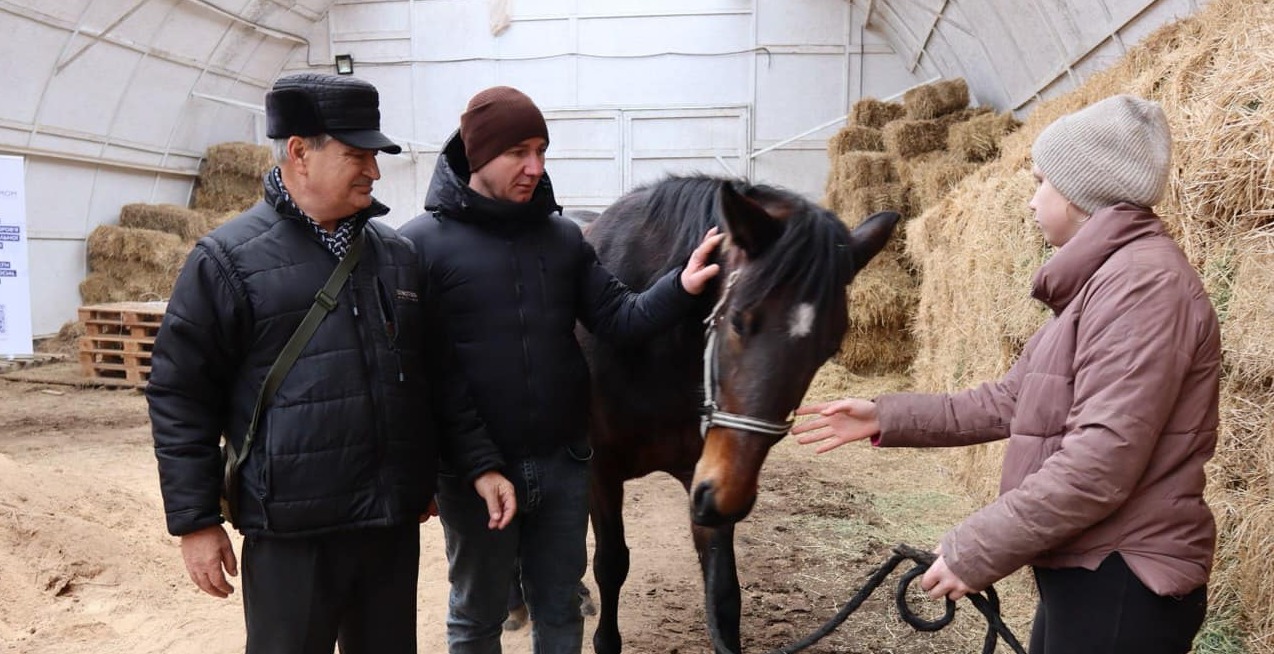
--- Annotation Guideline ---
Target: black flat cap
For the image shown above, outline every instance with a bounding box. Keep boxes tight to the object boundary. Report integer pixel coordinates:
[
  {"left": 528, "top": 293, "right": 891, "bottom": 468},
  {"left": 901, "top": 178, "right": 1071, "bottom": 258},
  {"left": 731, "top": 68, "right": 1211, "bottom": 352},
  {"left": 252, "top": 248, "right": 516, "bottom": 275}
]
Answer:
[{"left": 266, "top": 73, "right": 402, "bottom": 155}]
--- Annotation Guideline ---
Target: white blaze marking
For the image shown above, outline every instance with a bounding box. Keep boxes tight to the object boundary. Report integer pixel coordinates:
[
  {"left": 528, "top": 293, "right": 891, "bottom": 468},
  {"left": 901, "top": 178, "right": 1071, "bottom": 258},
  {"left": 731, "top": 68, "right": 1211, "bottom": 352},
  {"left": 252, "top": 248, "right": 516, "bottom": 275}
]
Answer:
[{"left": 789, "top": 303, "right": 815, "bottom": 339}]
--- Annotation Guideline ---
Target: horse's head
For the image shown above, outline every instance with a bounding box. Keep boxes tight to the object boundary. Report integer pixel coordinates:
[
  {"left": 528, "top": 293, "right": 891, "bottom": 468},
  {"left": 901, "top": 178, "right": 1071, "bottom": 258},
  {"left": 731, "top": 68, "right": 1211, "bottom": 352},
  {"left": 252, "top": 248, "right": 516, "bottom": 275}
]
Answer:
[{"left": 691, "top": 181, "right": 899, "bottom": 526}]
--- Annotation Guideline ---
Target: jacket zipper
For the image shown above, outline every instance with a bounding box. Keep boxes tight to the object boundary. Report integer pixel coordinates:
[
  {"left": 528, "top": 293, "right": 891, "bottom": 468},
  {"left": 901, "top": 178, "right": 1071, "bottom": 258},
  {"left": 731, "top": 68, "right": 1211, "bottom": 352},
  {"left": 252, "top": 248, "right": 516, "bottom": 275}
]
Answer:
[
  {"left": 375, "top": 276, "right": 405, "bottom": 382},
  {"left": 511, "top": 243, "right": 537, "bottom": 426}
]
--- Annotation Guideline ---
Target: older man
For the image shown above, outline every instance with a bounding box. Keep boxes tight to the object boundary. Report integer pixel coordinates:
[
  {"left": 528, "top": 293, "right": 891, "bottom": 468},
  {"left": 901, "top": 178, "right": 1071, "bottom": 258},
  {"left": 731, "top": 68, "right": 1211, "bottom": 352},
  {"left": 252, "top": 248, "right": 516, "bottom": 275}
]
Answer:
[{"left": 147, "top": 73, "right": 514, "bottom": 654}]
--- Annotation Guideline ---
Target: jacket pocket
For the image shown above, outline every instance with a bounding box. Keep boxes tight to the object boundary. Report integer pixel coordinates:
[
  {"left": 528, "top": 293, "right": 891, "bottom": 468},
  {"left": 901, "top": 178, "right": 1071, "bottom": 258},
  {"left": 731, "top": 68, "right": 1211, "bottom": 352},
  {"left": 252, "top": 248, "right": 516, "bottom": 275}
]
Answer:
[{"left": 1010, "top": 372, "right": 1074, "bottom": 438}]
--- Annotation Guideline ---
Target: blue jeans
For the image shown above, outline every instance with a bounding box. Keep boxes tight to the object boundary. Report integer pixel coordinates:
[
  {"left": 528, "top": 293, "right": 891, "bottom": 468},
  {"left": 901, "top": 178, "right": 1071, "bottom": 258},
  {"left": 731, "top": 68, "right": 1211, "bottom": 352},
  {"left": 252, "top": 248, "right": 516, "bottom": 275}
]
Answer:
[{"left": 438, "top": 445, "right": 590, "bottom": 654}]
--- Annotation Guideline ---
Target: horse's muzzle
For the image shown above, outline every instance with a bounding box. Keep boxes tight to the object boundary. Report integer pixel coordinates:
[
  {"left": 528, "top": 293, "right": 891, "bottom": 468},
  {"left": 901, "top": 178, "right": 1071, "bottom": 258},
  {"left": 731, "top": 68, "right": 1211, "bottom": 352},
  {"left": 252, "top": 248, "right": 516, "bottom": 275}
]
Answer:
[{"left": 691, "top": 481, "right": 757, "bottom": 526}]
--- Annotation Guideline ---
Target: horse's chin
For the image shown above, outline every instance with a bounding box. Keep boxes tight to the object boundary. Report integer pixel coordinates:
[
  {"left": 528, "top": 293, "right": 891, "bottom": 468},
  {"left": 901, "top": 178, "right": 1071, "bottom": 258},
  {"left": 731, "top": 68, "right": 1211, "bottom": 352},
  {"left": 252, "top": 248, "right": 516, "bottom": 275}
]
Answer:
[{"left": 690, "top": 488, "right": 756, "bottom": 527}]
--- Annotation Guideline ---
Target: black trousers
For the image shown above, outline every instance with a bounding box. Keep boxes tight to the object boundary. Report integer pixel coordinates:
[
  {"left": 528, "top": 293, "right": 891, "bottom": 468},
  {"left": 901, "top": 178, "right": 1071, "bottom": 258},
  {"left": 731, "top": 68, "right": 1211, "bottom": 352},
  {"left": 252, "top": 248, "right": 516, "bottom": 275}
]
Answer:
[
  {"left": 242, "top": 524, "right": 420, "bottom": 654},
  {"left": 1029, "top": 553, "right": 1207, "bottom": 654}
]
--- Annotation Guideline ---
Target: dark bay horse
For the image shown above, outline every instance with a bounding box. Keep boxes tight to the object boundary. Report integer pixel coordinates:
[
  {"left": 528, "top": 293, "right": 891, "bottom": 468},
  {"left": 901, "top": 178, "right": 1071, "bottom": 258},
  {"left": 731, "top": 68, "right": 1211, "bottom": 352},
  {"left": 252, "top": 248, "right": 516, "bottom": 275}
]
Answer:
[{"left": 579, "top": 175, "right": 899, "bottom": 654}]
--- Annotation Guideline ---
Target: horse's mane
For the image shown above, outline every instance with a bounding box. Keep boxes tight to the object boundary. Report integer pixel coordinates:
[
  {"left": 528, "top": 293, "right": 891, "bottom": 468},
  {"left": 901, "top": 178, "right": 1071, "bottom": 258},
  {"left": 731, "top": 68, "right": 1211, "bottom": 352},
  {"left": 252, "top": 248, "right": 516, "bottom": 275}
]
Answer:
[{"left": 630, "top": 175, "right": 852, "bottom": 312}]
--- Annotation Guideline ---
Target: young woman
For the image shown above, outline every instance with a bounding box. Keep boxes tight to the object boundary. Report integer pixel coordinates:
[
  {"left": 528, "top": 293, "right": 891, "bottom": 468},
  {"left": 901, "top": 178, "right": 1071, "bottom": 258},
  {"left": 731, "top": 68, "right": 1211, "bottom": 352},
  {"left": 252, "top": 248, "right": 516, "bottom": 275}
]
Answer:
[{"left": 794, "top": 95, "right": 1218, "bottom": 654}]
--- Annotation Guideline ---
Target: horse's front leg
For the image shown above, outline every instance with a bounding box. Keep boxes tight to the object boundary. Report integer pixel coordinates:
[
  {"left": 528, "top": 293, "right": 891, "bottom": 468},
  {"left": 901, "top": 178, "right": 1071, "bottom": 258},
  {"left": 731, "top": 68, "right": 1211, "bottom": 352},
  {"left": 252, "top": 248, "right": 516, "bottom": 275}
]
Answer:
[
  {"left": 590, "top": 460, "right": 630, "bottom": 654},
  {"left": 693, "top": 522, "right": 742, "bottom": 654}
]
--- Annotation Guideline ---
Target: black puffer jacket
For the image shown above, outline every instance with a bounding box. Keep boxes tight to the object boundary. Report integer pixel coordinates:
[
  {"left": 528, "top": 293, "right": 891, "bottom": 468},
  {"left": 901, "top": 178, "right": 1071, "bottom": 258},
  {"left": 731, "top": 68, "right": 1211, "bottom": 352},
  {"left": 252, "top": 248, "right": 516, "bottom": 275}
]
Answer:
[
  {"left": 398, "top": 134, "right": 695, "bottom": 470},
  {"left": 148, "top": 171, "right": 488, "bottom": 537}
]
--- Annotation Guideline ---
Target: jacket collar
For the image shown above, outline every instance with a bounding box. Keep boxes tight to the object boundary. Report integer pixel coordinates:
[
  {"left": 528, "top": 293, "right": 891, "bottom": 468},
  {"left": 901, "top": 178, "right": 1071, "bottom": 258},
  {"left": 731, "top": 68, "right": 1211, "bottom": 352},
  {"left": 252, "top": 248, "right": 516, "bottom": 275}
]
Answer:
[
  {"left": 262, "top": 166, "right": 389, "bottom": 231},
  {"left": 423, "top": 131, "right": 562, "bottom": 230},
  {"left": 1031, "top": 203, "right": 1165, "bottom": 314}
]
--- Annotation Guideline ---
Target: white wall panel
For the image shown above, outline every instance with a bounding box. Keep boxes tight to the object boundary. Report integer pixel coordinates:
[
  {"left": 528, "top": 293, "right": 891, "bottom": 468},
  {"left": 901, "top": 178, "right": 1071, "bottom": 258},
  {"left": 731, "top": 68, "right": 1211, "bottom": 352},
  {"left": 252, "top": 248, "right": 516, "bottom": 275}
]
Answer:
[
  {"left": 490, "top": 19, "right": 574, "bottom": 58},
  {"left": 411, "top": 62, "right": 498, "bottom": 144},
  {"left": 490, "top": 59, "right": 578, "bottom": 107},
  {"left": 110, "top": 1, "right": 182, "bottom": 51},
  {"left": 23, "top": 1, "right": 93, "bottom": 25},
  {"left": 23, "top": 160, "right": 96, "bottom": 236},
  {"left": 568, "top": 0, "right": 750, "bottom": 15},
  {"left": 752, "top": 148, "right": 829, "bottom": 207},
  {"left": 578, "top": 15, "right": 751, "bottom": 55},
  {"left": 28, "top": 239, "right": 86, "bottom": 335},
  {"left": 576, "top": 55, "right": 751, "bottom": 106},
  {"left": 754, "top": 53, "right": 846, "bottom": 141},
  {"left": 39, "top": 40, "right": 140, "bottom": 136},
  {"left": 757, "top": 0, "right": 846, "bottom": 46},
  {"left": 113, "top": 58, "right": 201, "bottom": 147},
  {"left": 150, "top": 6, "right": 229, "bottom": 62},
  {"left": 413, "top": 1, "right": 495, "bottom": 59},
  {"left": 85, "top": 168, "right": 168, "bottom": 227},
  {"left": 330, "top": 0, "right": 410, "bottom": 37},
  {"left": 0, "top": 21, "right": 65, "bottom": 126},
  {"left": 506, "top": 0, "right": 578, "bottom": 17}
]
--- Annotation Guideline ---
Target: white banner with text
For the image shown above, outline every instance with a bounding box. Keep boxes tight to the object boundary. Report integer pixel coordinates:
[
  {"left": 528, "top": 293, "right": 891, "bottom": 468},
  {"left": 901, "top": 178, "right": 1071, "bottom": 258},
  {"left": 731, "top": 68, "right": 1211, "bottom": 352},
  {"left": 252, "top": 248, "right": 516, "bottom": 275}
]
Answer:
[{"left": 0, "top": 155, "right": 33, "bottom": 356}]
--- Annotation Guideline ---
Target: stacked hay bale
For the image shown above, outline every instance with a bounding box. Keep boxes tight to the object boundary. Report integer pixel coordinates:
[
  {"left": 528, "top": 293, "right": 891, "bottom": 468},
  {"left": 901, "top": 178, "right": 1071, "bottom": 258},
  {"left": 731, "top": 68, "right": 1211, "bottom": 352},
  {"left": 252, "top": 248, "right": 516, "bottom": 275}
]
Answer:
[
  {"left": 193, "top": 142, "right": 273, "bottom": 214},
  {"left": 906, "top": 0, "right": 1274, "bottom": 648},
  {"left": 824, "top": 79, "right": 1019, "bottom": 373},
  {"left": 79, "top": 223, "right": 188, "bottom": 304},
  {"left": 79, "top": 142, "right": 270, "bottom": 304}
]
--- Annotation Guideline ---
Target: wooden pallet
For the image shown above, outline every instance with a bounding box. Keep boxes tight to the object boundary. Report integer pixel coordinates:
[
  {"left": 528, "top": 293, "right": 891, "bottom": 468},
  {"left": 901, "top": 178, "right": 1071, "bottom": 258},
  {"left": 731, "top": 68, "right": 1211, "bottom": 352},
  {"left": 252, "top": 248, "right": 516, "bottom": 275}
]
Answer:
[{"left": 78, "top": 302, "right": 167, "bottom": 386}]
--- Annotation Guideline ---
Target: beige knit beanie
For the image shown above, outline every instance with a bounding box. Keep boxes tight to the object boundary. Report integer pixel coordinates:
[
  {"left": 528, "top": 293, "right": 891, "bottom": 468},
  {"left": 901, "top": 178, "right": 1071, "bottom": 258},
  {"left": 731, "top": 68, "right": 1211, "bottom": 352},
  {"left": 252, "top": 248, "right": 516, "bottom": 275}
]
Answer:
[{"left": 1031, "top": 94, "right": 1172, "bottom": 215}]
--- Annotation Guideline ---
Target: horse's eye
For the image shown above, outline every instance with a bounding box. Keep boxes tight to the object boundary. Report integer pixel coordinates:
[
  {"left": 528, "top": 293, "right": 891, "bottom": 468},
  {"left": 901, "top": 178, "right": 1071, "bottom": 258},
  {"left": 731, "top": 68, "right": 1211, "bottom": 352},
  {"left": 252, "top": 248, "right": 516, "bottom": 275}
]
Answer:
[{"left": 729, "top": 312, "right": 761, "bottom": 335}]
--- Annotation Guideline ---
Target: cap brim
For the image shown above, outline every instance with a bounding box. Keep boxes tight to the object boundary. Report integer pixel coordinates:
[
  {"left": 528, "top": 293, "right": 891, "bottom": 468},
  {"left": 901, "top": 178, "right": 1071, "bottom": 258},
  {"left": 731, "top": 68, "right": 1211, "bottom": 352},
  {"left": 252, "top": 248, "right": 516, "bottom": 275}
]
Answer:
[{"left": 332, "top": 130, "right": 403, "bottom": 155}]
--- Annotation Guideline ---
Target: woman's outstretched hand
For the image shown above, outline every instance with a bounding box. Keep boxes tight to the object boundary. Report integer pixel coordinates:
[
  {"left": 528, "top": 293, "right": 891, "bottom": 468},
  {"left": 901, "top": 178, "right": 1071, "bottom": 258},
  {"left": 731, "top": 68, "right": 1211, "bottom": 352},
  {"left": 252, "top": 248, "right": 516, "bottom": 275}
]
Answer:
[{"left": 792, "top": 397, "right": 881, "bottom": 453}]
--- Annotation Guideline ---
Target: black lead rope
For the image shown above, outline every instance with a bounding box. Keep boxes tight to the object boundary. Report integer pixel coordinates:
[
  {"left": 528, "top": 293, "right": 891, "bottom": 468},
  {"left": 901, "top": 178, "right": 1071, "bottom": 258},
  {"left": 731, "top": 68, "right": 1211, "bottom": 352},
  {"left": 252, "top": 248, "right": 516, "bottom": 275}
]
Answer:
[{"left": 734, "top": 544, "right": 1027, "bottom": 654}]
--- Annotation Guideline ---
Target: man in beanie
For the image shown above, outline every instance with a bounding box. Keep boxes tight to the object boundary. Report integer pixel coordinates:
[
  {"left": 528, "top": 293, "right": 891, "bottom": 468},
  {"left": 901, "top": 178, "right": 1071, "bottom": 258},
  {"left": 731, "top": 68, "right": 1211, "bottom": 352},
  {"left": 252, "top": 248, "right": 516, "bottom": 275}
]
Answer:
[
  {"left": 148, "top": 72, "right": 513, "bottom": 654},
  {"left": 400, "top": 86, "right": 724, "bottom": 654},
  {"left": 792, "top": 94, "right": 1218, "bottom": 654}
]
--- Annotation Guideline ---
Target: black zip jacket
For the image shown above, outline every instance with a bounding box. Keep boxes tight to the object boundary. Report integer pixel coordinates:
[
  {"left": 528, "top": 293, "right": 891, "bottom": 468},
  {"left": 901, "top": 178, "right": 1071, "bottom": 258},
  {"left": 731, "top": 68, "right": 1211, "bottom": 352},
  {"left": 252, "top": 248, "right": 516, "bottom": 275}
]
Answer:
[
  {"left": 148, "top": 171, "right": 490, "bottom": 537},
  {"left": 398, "top": 134, "right": 696, "bottom": 473}
]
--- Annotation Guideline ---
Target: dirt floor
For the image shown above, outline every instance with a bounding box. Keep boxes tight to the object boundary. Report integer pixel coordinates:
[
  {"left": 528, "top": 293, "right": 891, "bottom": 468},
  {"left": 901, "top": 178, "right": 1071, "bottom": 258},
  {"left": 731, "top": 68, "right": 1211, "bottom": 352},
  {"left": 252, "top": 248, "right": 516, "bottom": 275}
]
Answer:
[{"left": 0, "top": 361, "right": 1036, "bottom": 654}]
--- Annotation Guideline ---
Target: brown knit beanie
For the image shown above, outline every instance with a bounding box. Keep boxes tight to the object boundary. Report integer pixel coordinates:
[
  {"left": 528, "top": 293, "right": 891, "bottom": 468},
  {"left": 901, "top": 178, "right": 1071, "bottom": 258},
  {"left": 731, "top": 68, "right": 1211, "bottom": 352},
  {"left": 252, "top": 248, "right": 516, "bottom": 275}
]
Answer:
[
  {"left": 460, "top": 86, "right": 549, "bottom": 172},
  {"left": 1031, "top": 94, "right": 1172, "bottom": 215}
]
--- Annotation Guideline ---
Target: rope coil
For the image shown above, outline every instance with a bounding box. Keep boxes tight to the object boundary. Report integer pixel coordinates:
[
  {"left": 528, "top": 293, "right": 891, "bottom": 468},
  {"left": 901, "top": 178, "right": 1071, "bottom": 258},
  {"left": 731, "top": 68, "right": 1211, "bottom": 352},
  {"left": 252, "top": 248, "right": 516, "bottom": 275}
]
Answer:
[
  {"left": 706, "top": 543, "right": 1027, "bottom": 654},
  {"left": 765, "top": 544, "right": 1026, "bottom": 654}
]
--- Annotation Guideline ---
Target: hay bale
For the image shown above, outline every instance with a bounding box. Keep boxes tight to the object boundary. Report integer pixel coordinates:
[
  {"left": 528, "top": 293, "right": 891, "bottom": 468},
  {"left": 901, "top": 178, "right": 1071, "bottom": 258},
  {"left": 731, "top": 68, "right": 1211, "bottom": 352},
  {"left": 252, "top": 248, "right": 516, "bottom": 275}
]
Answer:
[
  {"left": 194, "top": 142, "right": 271, "bottom": 213},
  {"left": 851, "top": 98, "right": 905, "bottom": 129},
  {"left": 882, "top": 120, "right": 949, "bottom": 160},
  {"left": 85, "top": 225, "right": 186, "bottom": 272},
  {"left": 202, "top": 142, "right": 273, "bottom": 179},
  {"left": 119, "top": 203, "right": 207, "bottom": 241},
  {"left": 903, "top": 79, "right": 971, "bottom": 120},
  {"left": 1223, "top": 234, "right": 1274, "bottom": 383},
  {"left": 828, "top": 125, "right": 885, "bottom": 156},
  {"left": 197, "top": 209, "right": 238, "bottom": 234},
  {"left": 906, "top": 165, "right": 1047, "bottom": 393},
  {"left": 834, "top": 152, "right": 898, "bottom": 188},
  {"left": 949, "top": 112, "right": 1022, "bottom": 162},
  {"left": 906, "top": 153, "right": 981, "bottom": 212},
  {"left": 846, "top": 183, "right": 910, "bottom": 220},
  {"left": 78, "top": 270, "right": 176, "bottom": 304},
  {"left": 836, "top": 235, "right": 918, "bottom": 374},
  {"left": 193, "top": 176, "right": 263, "bottom": 213},
  {"left": 836, "top": 323, "right": 916, "bottom": 374}
]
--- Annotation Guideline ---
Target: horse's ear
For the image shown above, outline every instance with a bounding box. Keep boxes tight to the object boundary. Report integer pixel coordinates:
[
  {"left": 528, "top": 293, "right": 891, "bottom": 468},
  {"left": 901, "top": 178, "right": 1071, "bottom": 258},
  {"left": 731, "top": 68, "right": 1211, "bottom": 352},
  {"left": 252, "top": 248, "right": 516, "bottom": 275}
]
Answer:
[
  {"left": 718, "top": 182, "right": 785, "bottom": 258},
  {"left": 844, "top": 210, "right": 901, "bottom": 273}
]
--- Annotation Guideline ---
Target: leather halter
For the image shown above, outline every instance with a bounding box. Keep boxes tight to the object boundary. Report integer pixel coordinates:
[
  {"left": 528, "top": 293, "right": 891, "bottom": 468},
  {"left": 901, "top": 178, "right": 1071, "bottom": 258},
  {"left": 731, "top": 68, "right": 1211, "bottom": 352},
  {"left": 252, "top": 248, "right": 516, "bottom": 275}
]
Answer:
[{"left": 699, "top": 270, "right": 796, "bottom": 440}]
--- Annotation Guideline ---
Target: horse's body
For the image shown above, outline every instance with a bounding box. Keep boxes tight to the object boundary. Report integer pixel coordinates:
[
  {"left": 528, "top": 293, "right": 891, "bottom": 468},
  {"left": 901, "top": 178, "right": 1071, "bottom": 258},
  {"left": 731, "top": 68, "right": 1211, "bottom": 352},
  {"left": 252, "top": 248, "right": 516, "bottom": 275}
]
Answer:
[{"left": 580, "top": 176, "right": 898, "bottom": 654}]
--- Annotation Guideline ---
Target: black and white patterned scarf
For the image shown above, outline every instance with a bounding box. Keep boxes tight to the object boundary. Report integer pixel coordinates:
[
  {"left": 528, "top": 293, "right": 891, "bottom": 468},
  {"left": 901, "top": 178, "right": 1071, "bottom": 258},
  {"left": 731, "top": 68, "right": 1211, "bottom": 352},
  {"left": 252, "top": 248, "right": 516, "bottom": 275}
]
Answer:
[{"left": 270, "top": 167, "right": 358, "bottom": 259}]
